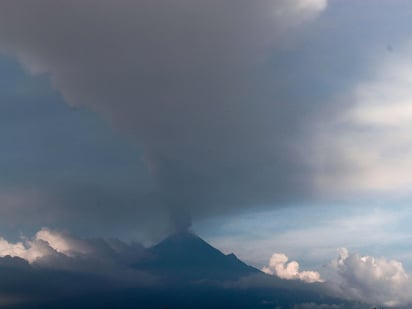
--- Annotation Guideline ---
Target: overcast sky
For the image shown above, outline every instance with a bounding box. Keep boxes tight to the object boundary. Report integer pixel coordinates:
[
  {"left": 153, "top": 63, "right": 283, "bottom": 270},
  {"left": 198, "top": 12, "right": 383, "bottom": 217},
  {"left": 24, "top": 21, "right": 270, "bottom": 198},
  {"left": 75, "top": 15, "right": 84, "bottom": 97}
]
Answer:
[{"left": 1, "top": 1, "right": 412, "bottom": 307}]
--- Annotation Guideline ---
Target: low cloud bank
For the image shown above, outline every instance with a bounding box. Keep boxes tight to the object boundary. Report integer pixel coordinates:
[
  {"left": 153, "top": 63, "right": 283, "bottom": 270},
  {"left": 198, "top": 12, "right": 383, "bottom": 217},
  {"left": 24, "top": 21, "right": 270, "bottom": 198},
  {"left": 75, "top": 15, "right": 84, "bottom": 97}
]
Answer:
[
  {"left": 0, "top": 228, "right": 155, "bottom": 306},
  {"left": 0, "top": 228, "right": 146, "bottom": 265},
  {"left": 0, "top": 228, "right": 89, "bottom": 262},
  {"left": 1, "top": 230, "right": 412, "bottom": 308},
  {"left": 263, "top": 249, "right": 412, "bottom": 308}
]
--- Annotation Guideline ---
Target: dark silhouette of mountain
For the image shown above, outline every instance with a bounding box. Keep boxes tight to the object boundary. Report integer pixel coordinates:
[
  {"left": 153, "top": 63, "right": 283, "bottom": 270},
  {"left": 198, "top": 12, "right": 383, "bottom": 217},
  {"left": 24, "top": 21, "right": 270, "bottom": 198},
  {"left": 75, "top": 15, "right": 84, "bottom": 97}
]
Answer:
[{"left": 137, "top": 231, "right": 260, "bottom": 282}]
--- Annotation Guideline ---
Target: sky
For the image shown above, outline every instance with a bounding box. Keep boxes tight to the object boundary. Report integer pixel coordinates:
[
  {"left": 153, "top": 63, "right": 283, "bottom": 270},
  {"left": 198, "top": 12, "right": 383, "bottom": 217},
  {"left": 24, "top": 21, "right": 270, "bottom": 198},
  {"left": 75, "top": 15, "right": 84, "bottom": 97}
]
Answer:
[{"left": 1, "top": 0, "right": 412, "bottom": 307}]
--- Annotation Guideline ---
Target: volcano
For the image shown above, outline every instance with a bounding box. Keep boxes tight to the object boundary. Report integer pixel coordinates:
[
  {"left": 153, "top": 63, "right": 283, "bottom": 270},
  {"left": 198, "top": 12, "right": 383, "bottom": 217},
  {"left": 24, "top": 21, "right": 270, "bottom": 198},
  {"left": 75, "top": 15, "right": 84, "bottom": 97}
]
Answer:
[{"left": 138, "top": 231, "right": 260, "bottom": 282}]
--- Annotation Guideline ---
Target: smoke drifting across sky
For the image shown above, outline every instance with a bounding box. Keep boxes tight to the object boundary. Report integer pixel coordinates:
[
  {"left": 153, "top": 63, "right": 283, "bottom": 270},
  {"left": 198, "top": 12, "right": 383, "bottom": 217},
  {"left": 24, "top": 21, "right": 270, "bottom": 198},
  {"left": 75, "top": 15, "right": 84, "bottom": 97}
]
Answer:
[
  {"left": 0, "top": 0, "right": 412, "bottom": 253},
  {"left": 0, "top": 0, "right": 329, "bottom": 231}
]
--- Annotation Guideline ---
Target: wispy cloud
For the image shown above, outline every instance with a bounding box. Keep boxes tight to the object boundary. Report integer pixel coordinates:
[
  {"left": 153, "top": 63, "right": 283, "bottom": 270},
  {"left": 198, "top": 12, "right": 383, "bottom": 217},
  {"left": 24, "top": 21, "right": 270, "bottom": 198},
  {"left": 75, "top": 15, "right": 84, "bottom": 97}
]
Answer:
[
  {"left": 314, "top": 42, "right": 412, "bottom": 196},
  {"left": 202, "top": 206, "right": 412, "bottom": 269}
]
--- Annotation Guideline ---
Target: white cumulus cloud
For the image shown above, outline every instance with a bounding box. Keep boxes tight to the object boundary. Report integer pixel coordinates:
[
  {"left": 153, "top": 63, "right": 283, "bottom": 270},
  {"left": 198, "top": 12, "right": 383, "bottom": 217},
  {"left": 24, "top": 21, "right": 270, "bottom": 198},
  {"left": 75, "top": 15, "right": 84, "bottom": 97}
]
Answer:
[
  {"left": 329, "top": 248, "right": 412, "bottom": 307},
  {"left": 262, "top": 252, "right": 323, "bottom": 283}
]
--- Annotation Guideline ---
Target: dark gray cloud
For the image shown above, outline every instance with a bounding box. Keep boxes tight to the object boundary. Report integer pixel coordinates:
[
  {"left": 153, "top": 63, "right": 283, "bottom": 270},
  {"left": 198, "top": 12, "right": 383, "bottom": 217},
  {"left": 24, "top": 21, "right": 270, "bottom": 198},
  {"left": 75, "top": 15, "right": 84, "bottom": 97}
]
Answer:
[
  {"left": 0, "top": 0, "right": 329, "bottom": 231},
  {"left": 1, "top": 0, "right": 412, "bottom": 233}
]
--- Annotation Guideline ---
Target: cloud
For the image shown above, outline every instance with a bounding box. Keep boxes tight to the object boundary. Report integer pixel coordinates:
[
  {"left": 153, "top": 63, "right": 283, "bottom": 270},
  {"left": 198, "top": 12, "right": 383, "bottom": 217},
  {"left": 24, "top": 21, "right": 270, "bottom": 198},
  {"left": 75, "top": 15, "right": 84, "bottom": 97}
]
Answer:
[
  {"left": 259, "top": 248, "right": 412, "bottom": 307},
  {"left": 0, "top": 0, "right": 329, "bottom": 231},
  {"left": 313, "top": 41, "right": 412, "bottom": 197},
  {"left": 201, "top": 205, "right": 412, "bottom": 274},
  {"left": 212, "top": 237, "right": 412, "bottom": 307},
  {"left": 0, "top": 228, "right": 158, "bottom": 307},
  {"left": 262, "top": 253, "right": 323, "bottom": 283},
  {"left": 270, "top": 0, "right": 327, "bottom": 28},
  {"left": 328, "top": 248, "right": 412, "bottom": 307},
  {"left": 3, "top": 0, "right": 412, "bottom": 236},
  {"left": 1, "top": 0, "right": 412, "bottom": 248},
  {"left": 0, "top": 228, "right": 147, "bottom": 267},
  {"left": 0, "top": 228, "right": 88, "bottom": 263}
]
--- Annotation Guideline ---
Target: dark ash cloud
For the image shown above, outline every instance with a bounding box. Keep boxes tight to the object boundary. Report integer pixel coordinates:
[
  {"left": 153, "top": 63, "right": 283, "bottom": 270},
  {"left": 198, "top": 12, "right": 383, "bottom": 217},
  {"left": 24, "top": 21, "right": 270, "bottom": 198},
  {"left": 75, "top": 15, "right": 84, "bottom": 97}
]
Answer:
[
  {"left": 1, "top": 1, "right": 412, "bottom": 234},
  {"left": 0, "top": 0, "right": 328, "bottom": 231}
]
